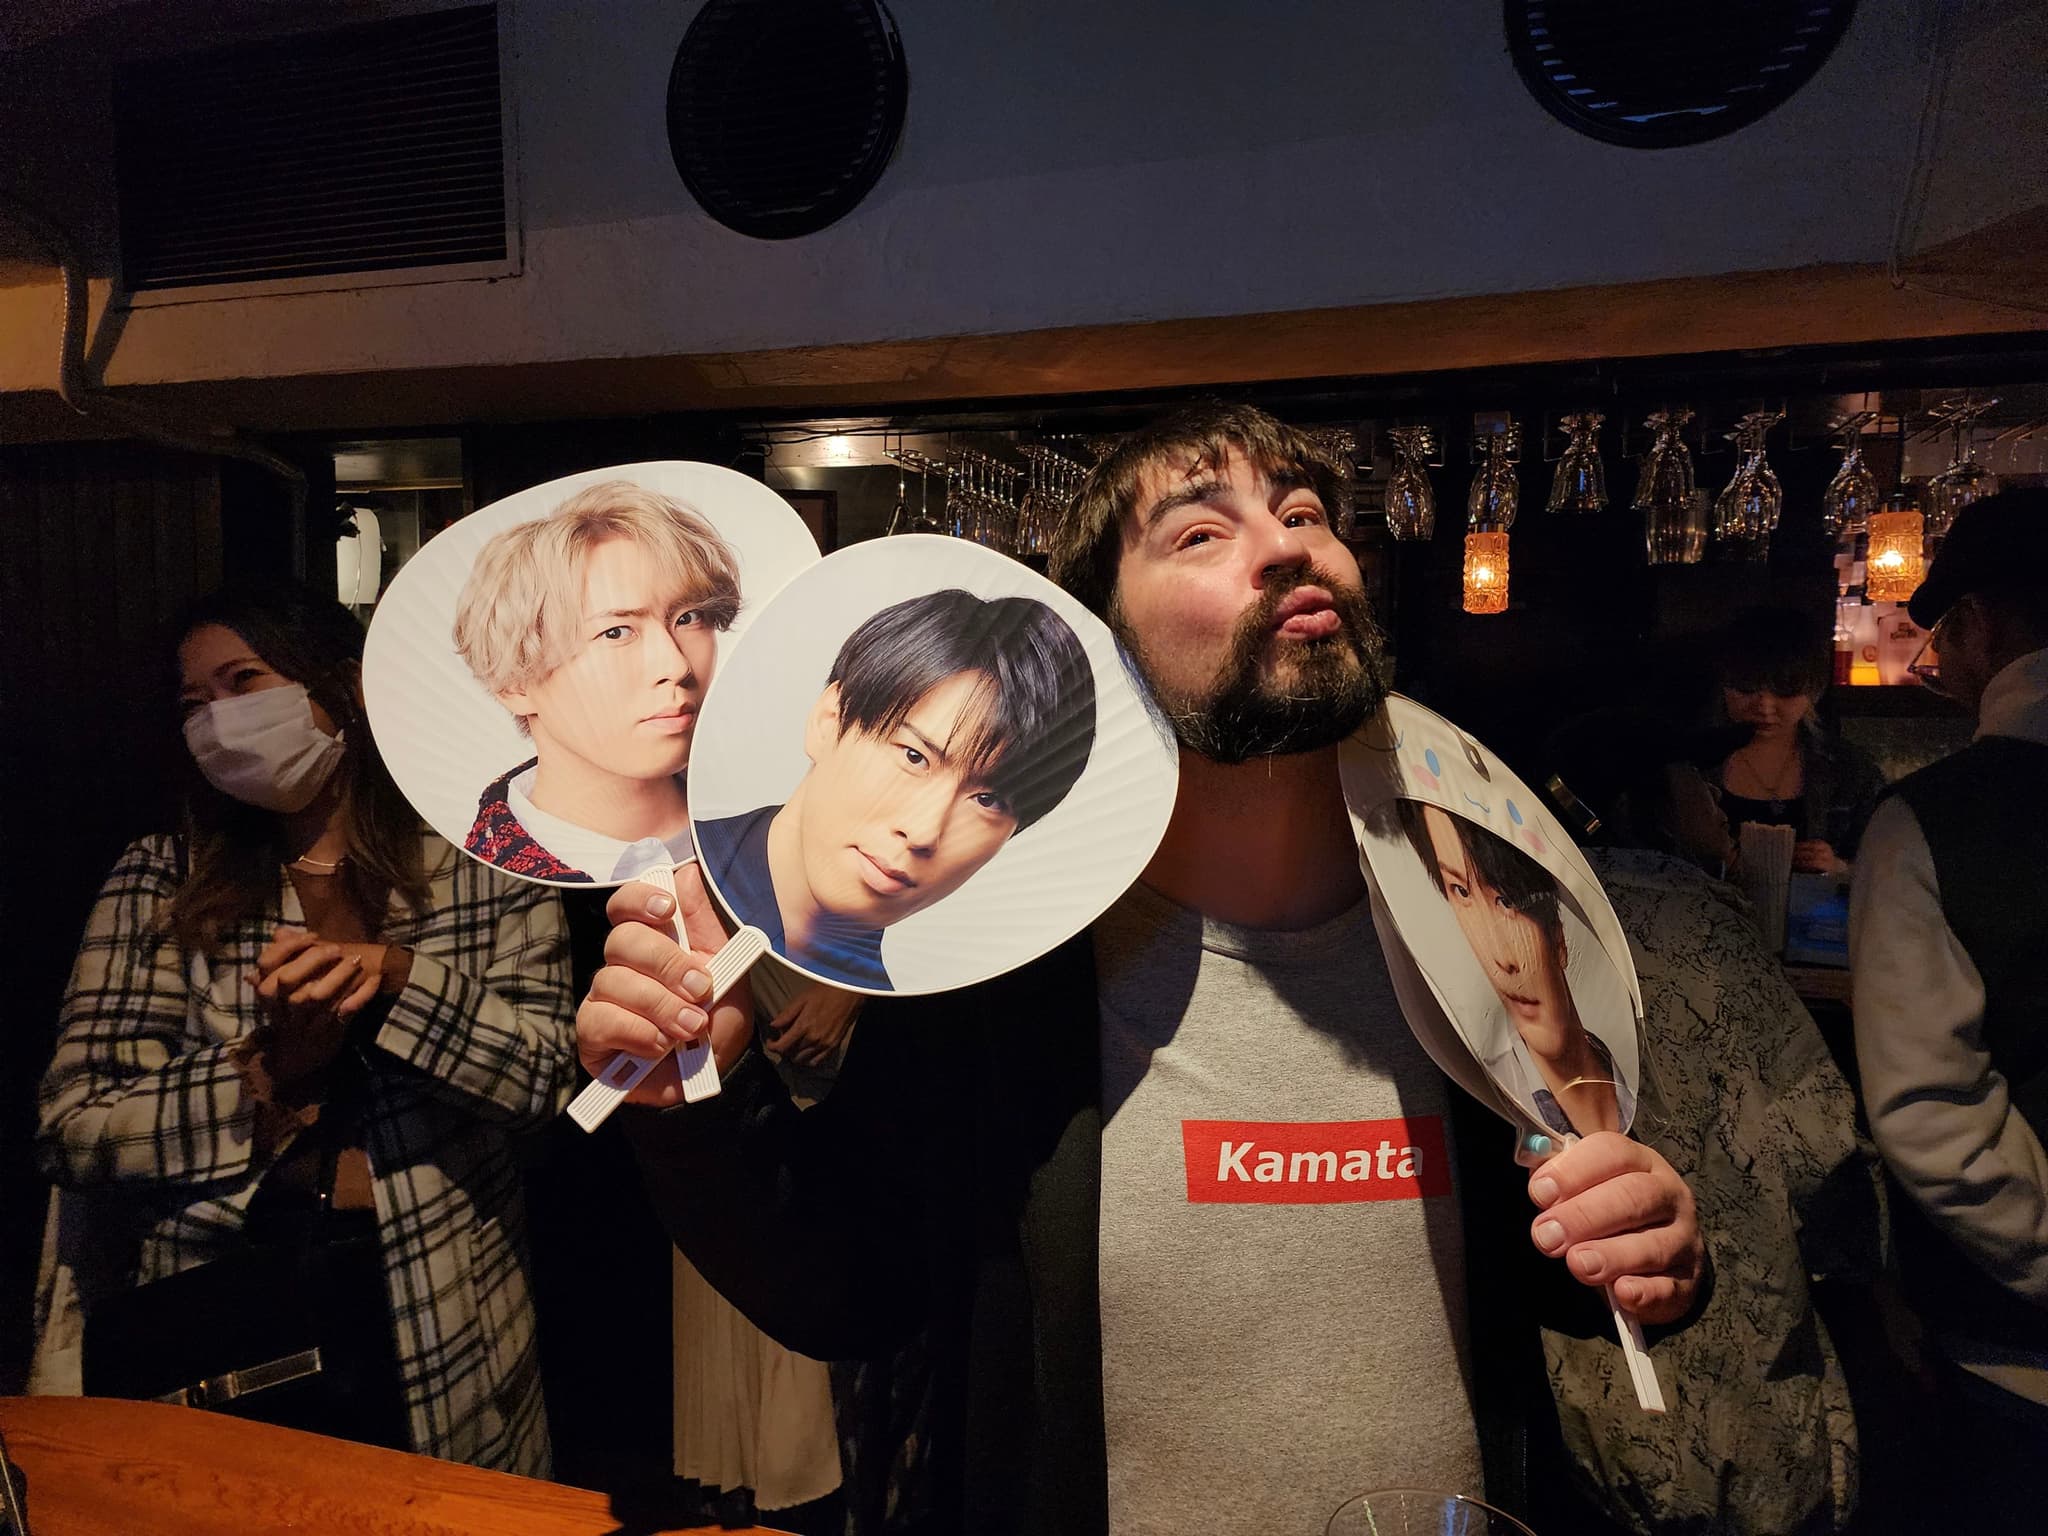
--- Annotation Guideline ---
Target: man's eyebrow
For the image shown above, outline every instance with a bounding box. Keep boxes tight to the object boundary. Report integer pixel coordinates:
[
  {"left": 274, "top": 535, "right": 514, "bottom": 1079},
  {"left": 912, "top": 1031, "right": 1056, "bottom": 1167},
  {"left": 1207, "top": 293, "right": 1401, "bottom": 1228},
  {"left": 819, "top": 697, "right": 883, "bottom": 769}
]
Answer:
[
  {"left": 1139, "top": 475, "right": 1228, "bottom": 532},
  {"left": 583, "top": 606, "right": 654, "bottom": 623},
  {"left": 898, "top": 718, "right": 952, "bottom": 767}
]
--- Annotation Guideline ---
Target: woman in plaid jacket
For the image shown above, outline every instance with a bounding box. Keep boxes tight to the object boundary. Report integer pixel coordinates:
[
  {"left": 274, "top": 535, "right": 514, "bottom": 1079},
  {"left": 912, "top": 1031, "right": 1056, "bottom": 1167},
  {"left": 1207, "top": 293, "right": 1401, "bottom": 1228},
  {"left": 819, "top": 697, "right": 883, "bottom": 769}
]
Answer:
[{"left": 34, "top": 584, "right": 576, "bottom": 1477}]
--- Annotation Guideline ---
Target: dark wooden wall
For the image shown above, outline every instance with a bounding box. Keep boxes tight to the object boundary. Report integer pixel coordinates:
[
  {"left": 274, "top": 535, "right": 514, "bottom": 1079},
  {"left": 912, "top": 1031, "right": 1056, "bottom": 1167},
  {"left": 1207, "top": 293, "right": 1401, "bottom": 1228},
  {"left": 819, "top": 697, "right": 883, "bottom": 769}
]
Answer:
[
  {"left": 0, "top": 438, "right": 324, "bottom": 1390},
  {"left": 0, "top": 442, "right": 225, "bottom": 1387}
]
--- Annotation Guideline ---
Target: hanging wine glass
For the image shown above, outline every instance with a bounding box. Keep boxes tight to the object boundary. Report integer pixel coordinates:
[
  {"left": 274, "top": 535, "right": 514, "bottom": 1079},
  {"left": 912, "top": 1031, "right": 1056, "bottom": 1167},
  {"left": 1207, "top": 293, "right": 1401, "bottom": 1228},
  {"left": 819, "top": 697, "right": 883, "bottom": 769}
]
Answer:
[
  {"left": 1016, "top": 446, "right": 1047, "bottom": 558},
  {"left": 1466, "top": 420, "right": 1520, "bottom": 530},
  {"left": 1821, "top": 411, "right": 1881, "bottom": 539},
  {"left": 1636, "top": 408, "right": 1703, "bottom": 565},
  {"left": 919, "top": 453, "right": 944, "bottom": 534},
  {"left": 1306, "top": 427, "right": 1359, "bottom": 537},
  {"left": 995, "top": 462, "right": 1022, "bottom": 554},
  {"left": 1383, "top": 426, "right": 1436, "bottom": 541},
  {"left": 1019, "top": 444, "right": 1083, "bottom": 559},
  {"left": 886, "top": 447, "right": 944, "bottom": 535},
  {"left": 885, "top": 458, "right": 910, "bottom": 536},
  {"left": 1712, "top": 409, "right": 1784, "bottom": 564},
  {"left": 1546, "top": 411, "right": 1608, "bottom": 514},
  {"left": 1925, "top": 398, "right": 2000, "bottom": 551},
  {"left": 946, "top": 454, "right": 974, "bottom": 542}
]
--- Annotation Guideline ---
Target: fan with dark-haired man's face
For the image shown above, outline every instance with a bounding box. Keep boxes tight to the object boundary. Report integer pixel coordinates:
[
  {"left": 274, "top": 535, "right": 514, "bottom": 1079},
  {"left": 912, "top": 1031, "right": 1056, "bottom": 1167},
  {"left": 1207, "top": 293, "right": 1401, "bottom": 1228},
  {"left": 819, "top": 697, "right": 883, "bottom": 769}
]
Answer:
[
  {"left": 693, "top": 581, "right": 1101, "bottom": 991},
  {"left": 1383, "top": 795, "right": 1628, "bottom": 1139}
]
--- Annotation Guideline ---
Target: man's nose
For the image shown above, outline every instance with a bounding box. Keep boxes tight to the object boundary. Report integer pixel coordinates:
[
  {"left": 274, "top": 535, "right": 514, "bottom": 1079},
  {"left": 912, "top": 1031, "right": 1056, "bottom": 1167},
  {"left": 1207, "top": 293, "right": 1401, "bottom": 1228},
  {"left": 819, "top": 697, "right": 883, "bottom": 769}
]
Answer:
[
  {"left": 1482, "top": 913, "right": 1522, "bottom": 973},
  {"left": 1248, "top": 510, "right": 1310, "bottom": 583},
  {"left": 893, "top": 780, "right": 954, "bottom": 852},
  {"left": 647, "top": 625, "right": 694, "bottom": 684}
]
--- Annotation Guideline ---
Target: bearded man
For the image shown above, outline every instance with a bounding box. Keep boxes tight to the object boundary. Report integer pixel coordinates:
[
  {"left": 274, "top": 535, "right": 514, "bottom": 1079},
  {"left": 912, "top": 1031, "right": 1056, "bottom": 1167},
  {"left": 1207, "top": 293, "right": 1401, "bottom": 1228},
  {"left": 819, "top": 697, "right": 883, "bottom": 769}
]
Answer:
[{"left": 575, "top": 404, "right": 1704, "bottom": 1535}]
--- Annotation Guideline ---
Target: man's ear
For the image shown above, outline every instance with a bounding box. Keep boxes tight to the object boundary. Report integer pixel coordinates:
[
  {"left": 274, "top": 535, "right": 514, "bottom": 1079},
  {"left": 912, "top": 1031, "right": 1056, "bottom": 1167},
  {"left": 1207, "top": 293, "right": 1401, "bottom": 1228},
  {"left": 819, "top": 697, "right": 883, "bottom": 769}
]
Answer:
[
  {"left": 803, "top": 682, "right": 844, "bottom": 765},
  {"left": 496, "top": 686, "right": 535, "bottom": 724}
]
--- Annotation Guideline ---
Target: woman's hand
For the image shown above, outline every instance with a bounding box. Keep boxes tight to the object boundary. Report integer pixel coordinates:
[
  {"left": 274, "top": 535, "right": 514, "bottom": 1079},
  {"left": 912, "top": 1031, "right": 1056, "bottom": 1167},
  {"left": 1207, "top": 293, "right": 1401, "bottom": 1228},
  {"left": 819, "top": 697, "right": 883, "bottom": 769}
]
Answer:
[
  {"left": 576, "top": 864, "right": 755, "bottom": 1107},
  {"left": 1527, "top": 1132, "right": 1706, "bottom": 1325},
  {"left": 253, "top": 928, "right": 385, "bottom": 1085},
  {"left": 763, "top": 984, "right": 862, "bottom": 1067}
]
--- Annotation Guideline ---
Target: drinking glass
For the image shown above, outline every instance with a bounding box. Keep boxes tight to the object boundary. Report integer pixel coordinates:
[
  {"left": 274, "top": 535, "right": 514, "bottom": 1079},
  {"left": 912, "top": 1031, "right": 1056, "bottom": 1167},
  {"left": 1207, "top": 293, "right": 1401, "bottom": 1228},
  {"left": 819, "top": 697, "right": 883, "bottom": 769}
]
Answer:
[
  {"left": 1546, "top": 411, "right": 1608, "bottom": 514},
  {"left": 885, "top": 461, "right": 910, "bottom": 537},
  {"left": 1308, "top": 427, "right": 1360, "bottom": 537},
  {"left": 917, "top": 455, "right": 944, "bottom": 534},
  {"left": 1384, "top": 427, "right": 1437, "bottom": 542},
  {"left": 1925, "top": 398, "right": 2000, "bottom": 550},
  {"left": 1820, "top": 411, "right": 1880, "bottom": 538},
  {"left": 1636, "top": 409, "right": 1702, "bottom": 564},
  {"left": 1467, "top": 422, "right": 1519, "bottom": 531},
  {"left": 1326, "top": 1488, "right": 1539, "bottom": 1536},
  {"left": 946, "top": 455, "right": 977, "bottom": 542},
  {"left": 1016, "top": 447, "right": 1048, "bottom": 557},
  {"left": 884, "top": 448, "right": 945, "bottom": 535},
  {"left": 1019, "top": 444, "right": 1085, "bottom": 559},
  {"left": 1712, "top": 409, "right": 1783, "bottom": 563}
]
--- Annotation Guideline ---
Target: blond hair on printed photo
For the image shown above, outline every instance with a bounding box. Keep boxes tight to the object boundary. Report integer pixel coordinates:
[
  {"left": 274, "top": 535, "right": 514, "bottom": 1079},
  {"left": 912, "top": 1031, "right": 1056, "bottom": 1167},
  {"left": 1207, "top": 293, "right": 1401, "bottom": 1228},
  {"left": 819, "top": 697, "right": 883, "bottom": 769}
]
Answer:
[{"left": 453, "top": 479, "right": 743, "bottom": 708}]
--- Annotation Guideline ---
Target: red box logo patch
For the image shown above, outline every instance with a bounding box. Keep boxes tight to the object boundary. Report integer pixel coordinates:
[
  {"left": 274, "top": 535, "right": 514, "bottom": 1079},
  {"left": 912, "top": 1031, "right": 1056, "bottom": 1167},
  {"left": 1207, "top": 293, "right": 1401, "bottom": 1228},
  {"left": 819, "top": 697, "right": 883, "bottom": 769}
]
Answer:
[{"left": 1182, "top": 1117, "right": 1451, "bottom": 1204}]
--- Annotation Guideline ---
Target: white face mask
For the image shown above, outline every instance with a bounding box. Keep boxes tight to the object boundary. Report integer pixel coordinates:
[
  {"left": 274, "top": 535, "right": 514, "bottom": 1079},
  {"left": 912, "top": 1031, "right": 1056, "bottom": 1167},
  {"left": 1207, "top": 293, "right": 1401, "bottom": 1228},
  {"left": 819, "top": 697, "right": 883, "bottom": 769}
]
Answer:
[{"left": 183, "top": 684, "right": 346, "bottom": 813}]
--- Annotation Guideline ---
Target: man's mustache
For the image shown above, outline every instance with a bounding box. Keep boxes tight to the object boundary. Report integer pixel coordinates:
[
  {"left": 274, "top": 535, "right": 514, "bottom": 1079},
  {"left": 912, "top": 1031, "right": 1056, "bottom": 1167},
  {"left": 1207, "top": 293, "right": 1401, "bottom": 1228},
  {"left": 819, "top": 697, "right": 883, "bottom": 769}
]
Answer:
[{"left": 1227, "top": 565, "right": 1380, "bottom": 659}]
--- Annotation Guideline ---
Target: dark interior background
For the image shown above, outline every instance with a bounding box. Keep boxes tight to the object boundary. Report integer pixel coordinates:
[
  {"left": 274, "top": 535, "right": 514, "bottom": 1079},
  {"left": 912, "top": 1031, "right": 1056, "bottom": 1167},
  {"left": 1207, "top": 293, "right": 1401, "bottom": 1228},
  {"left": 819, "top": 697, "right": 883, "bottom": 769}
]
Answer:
[{"left": 4, "top": 334, "right": 2026, "bottom": 1436}]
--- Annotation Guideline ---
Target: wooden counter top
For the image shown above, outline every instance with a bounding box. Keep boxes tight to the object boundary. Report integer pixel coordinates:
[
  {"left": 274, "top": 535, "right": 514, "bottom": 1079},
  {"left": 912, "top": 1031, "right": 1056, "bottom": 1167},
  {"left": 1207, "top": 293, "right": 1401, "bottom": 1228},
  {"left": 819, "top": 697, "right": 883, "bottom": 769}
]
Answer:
[{"left": 0, "top": 1396, "right": 785, "bottom": 1536}]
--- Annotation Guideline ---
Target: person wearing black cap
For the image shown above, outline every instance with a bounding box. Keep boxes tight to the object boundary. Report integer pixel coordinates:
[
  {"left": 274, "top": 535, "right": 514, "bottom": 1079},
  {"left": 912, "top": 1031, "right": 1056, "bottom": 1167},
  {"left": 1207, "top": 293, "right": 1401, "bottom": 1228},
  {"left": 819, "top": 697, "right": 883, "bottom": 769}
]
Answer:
[{"left": 1849, "top": 487, "right": 2048, "bottom": 1529}]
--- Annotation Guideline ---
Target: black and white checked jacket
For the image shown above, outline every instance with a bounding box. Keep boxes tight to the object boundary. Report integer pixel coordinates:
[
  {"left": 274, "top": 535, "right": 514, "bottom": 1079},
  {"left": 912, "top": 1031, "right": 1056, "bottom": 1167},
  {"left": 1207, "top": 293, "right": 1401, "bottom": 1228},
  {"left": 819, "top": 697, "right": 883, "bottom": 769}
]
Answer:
[{"left": 36, "top": 832, "right": 575, "bottom": 1476}]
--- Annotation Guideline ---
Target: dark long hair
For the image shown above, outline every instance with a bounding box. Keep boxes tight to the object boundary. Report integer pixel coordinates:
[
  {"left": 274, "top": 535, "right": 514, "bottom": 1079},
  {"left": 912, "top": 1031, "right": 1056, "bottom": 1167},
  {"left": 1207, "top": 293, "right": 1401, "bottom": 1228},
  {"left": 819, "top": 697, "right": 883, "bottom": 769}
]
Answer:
[{"left": 166, "top": 583, "right": 430, "bottom": 954}]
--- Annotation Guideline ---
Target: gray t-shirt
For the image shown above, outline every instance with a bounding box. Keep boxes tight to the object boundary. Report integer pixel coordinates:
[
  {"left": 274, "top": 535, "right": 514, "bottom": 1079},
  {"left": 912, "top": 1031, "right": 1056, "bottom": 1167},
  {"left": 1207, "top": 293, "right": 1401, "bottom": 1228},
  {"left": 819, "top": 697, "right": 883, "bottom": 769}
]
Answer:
[{"left": 1097, "top": 881, "right": 1482, "bottom": 1535}]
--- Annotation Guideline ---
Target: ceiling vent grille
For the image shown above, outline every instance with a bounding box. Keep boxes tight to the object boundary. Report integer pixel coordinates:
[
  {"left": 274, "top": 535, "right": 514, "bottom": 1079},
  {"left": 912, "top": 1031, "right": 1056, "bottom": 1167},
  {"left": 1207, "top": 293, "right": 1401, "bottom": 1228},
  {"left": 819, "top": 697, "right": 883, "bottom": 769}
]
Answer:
[
  {"left": 1506, "top": 1, "right": 1857, "bottom": 148},
  {"left": 115, "top": 5, "right": 508, "bottom": 291},
  {"left": 667, "top": 0, "right": 907, "bottom": 240}
]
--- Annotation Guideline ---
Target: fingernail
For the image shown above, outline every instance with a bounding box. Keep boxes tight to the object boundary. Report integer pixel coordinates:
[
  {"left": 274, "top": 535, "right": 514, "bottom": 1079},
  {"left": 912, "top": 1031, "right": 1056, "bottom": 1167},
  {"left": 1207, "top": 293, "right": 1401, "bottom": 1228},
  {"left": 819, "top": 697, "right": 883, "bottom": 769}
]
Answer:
[
  {"left": 671, "top": 1007, "right": 707, "bottom": 1038},
  {"left": 1535, "top": 1220, "right": 1566, "bottom": 1254},
  {"left": 1530, "top": 1176, "right": 1559, "bottom": 1208},
  {"left": 678, "top": 968, "right": 711, "bottom": 1001},
  {"left": 1569, "top": 1248, "right": 1602, "bottom": 1279},
  {"left": 646, "top": 891, "right": 675, "bottom": 918}
]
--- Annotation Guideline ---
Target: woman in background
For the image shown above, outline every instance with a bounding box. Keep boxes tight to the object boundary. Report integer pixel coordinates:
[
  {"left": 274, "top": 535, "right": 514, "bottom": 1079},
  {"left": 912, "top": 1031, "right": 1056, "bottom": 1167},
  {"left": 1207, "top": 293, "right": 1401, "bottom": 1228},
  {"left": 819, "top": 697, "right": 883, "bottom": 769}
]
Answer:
[
  {"left": 1711, "top": 606, "right": 1886, "bottom": 875},
  {"left": 34, "top": 583, "right": 574, "bottom": 1475}
]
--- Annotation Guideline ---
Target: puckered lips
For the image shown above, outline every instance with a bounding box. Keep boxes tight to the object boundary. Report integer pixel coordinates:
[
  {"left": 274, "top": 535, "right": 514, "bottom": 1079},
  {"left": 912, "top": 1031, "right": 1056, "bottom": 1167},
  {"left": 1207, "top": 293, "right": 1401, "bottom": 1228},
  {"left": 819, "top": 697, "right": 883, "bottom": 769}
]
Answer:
[{"left": 1270, "top": 586, "right": 1341, "bottom": 641}]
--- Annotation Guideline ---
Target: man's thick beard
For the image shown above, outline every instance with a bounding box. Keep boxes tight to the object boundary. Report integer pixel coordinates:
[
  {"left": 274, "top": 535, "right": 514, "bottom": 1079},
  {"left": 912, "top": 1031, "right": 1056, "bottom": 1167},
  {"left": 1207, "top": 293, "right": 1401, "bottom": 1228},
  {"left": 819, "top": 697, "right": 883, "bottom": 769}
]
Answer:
[{"left": 1119, "top": 567, "right": 1389, "bottom": 765}]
